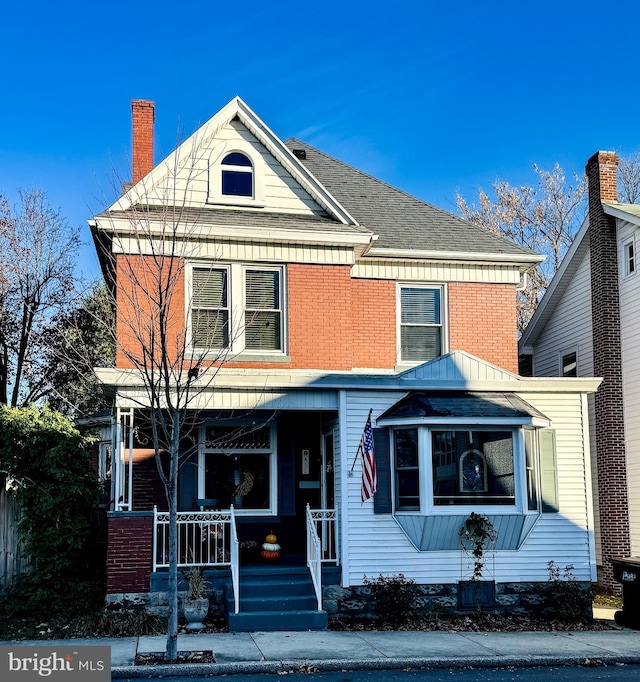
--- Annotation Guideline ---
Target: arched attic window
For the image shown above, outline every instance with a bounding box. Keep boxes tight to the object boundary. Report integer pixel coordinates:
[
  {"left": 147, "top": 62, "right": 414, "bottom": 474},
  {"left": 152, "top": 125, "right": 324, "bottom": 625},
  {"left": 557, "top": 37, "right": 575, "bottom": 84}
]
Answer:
[{"left": 221, "top": 152, "right": 253, "bottom": 197}]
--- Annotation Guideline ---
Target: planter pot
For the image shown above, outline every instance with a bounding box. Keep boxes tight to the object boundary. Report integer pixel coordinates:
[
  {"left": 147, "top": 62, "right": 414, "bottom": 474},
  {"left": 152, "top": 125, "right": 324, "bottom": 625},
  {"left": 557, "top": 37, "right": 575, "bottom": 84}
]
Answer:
[
  {"left": 457, "top": 580, "right": 496, "bottom": 611},
  {"left": 183, "top": 598, "right": 209, "bottom": 631}
]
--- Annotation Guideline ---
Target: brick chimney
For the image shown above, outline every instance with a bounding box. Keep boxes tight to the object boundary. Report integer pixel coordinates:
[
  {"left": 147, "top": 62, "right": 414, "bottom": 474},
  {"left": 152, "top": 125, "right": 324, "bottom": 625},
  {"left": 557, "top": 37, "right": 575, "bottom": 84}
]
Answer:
[
  {"left": 585, "top": 150, "right": 630, "bottom": 592},
  {"left": 131, "top": 100, "right": 155, "bottom": 184}
]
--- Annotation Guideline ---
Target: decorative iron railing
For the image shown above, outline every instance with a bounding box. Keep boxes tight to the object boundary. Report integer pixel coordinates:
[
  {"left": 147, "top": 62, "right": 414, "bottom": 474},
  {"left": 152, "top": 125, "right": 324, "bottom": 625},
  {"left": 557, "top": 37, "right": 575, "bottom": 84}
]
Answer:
[
  {"left": 308, "top": 508, "right": 338, "bottom": 563},
  {"left": 153, "top": 508, "right": 233, "bottom": 571}
]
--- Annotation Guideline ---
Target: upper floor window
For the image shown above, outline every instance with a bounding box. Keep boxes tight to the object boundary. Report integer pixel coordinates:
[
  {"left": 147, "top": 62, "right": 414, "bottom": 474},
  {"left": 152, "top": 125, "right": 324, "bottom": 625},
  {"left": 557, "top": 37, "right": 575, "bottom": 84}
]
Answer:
[
  {"left": 221, "top": 152, "right": 253, "bottom": 197},
  {"left": 561, "top": 351, "right": 577, "bottom": 377},
  {"left": 623, "top": 240, "right": 636, "bottom": 277},
  {"left": 399, "top": 285, "right": 443, "bottom": 363},
  {"left": 190, "top": 263, "right": 284, "bottom": 355}
]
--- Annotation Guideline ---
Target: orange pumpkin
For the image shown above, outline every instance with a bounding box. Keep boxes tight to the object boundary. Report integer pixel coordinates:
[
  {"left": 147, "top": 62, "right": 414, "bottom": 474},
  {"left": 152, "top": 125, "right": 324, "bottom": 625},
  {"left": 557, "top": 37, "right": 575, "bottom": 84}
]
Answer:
[
  {"left": 261, "top": 549, "right": 280, "bottom": 561},
  {"left": 266, "top": 532, "right": 277, "bottom": 544}
]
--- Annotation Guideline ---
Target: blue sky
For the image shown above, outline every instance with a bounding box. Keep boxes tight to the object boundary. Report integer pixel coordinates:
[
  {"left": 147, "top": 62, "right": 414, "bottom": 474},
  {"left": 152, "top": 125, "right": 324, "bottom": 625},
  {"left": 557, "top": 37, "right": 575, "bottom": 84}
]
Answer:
[{"left": 2, "top": 0, "right": 639, "bottom": 280}]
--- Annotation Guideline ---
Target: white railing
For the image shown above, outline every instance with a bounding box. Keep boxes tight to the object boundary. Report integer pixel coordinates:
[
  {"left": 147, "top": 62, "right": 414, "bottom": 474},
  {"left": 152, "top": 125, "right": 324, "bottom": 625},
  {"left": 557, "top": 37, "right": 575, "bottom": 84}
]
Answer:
[
  {"left": 229, "top": 505, "right": 240, "bottom": 614},
  {"left": 153, "top": 507, "right": 233, "bottom": 570},
  {"left": 308, "top": 508, "right": 338, "bottom": 563},
  {"left": 306, "top": 504, "right": 322, "bottom": 610}
]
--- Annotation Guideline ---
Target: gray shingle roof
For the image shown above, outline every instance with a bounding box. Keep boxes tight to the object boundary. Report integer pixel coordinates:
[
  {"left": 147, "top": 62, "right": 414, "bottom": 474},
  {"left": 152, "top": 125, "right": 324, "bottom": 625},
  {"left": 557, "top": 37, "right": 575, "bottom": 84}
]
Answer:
[
  {"left": 379, "top": 391, "right": 548, "bottom": 421},
  {"left": 285, "top": 138, "right": 537, "bottom": 257},
  {"left": 97, "top": 206, "right": 369, "bottom": 236}
]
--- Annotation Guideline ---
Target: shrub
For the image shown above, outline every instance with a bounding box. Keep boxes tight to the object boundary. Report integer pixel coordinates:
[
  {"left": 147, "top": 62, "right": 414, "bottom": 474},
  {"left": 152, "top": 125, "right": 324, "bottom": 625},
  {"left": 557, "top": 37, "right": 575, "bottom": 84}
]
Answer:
[
  {"left": 541, "top": 561, "right": 594, "bottom": 623},
  {"left": 363, "top": 573, "right": 419, "bottom": 627}
]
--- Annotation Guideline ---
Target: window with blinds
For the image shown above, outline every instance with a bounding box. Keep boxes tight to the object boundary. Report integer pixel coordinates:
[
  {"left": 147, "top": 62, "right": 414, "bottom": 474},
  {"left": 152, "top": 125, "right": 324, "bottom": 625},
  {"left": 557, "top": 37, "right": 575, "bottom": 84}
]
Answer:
[
  {"left": 244, "top": 270, "right": 282, "bottom": 351},
  {"left": 190, "top": 264, "right": 284, "bottom": 354},
  {"left": 400, "top": 286, "right": 442, "bottom": 362},
  {"left": 192, "top": 267, "right": 229, "bottom": 348}
]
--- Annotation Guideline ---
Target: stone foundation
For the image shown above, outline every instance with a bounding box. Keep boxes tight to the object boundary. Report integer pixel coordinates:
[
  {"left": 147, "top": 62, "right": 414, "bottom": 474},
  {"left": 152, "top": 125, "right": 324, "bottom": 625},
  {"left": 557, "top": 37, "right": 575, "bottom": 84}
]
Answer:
[{"left": 322, "top": 581, "right": 592, "bottom": 621}]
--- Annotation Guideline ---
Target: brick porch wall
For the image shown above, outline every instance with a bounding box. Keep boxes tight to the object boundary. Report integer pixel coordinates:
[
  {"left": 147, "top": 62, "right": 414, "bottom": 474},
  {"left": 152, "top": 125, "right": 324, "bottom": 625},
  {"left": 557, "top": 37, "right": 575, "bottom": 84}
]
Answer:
[{"left": 106, "top": 512, "right": 153, "bottom": 594}]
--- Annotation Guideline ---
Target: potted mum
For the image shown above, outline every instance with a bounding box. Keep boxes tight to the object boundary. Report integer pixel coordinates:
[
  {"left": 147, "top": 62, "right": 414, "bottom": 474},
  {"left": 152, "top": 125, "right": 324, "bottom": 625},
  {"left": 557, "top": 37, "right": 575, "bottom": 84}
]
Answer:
[
  {"left": 182, "top": 566, "right": 209, "bottom": 631},
  {"left": 457, "top": 512, "right": 497, "bottom": 610}
]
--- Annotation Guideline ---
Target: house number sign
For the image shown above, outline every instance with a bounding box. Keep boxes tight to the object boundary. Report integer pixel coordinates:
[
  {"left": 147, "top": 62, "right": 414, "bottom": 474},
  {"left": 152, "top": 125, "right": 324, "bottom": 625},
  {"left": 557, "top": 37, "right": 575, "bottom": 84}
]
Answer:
[{"left": 302, "top": 449, "right": 310, "bottom": 475}]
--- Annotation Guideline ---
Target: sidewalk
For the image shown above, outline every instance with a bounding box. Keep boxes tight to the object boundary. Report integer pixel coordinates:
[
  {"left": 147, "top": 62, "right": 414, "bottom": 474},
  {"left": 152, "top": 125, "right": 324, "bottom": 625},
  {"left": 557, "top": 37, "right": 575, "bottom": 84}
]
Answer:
[{"left": 3, "top": 608, "right": 639, "bottom": 678}]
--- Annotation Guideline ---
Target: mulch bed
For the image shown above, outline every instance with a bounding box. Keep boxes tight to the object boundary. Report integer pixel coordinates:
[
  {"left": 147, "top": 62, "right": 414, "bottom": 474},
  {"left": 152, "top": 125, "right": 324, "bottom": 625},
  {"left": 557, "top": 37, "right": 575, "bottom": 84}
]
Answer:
[{"left": 135, "top": 651, "right": 215, "bottom": 665}]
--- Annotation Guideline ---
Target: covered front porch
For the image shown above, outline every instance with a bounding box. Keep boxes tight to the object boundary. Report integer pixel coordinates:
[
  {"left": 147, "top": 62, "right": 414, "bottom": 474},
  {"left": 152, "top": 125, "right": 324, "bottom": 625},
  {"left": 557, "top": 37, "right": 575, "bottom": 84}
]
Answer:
[{"left": 106, "top": 406, "right": 341, "bottom": 629}]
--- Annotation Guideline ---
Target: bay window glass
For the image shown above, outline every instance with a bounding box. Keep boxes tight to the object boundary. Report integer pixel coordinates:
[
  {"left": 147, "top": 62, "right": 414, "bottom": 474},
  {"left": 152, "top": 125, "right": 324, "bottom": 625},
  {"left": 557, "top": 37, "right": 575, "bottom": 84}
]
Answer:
[
  {"left": 394, "top": 428, "right": 420, "bottom": 510},
  {"left": 432, "top": 430, "right": 515, "bottom": 506}
]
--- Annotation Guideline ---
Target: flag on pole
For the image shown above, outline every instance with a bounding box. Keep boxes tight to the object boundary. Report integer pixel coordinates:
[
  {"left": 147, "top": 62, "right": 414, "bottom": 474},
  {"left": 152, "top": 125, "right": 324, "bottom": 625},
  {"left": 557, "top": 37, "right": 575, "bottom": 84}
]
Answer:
[{"left": 360, "top": 411, "right": 376, "bottom": 502}]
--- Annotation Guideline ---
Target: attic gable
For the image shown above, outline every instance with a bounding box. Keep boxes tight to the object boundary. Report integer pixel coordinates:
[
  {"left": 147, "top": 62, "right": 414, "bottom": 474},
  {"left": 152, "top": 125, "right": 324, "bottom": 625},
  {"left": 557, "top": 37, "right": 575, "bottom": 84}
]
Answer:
[{"left": 110, "top": 97, "right": 357, "bottom": 226}]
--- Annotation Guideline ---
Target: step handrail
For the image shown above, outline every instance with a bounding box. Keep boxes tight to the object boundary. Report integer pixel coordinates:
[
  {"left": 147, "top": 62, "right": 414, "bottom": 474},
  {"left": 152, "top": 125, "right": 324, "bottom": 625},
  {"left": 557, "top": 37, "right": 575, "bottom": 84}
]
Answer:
[
  {"left": 306, "top": 504, "right": 322, "bottom": 610},
  {"left": 230, "top": 505, "right": 240, "bottom": 613}
]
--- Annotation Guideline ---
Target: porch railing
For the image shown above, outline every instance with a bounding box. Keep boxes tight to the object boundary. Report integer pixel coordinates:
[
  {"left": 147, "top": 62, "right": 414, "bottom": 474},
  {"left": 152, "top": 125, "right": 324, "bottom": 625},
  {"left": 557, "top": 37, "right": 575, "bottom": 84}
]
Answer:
[
  {"left": 306, "top": 504, "right": 322, "bottom": 610},
  {"left": 307, "top": 508, "right": 338, "bottom": 563},
  {"left": 153, "top": 506, "right": 240, "bottom": 612},
  {"left": 153, "top": 507, "right": 233, "bottom": 570},
  {"left": 229, "top": 506, "right": 240, "bottom": 614}
]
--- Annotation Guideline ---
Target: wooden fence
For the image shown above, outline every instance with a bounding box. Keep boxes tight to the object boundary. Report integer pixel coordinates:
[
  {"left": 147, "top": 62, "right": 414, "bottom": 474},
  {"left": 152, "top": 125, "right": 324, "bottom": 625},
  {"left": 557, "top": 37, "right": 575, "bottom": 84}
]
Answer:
[{"left": 0, "top": 487, "right": 29, "bottom": 593}]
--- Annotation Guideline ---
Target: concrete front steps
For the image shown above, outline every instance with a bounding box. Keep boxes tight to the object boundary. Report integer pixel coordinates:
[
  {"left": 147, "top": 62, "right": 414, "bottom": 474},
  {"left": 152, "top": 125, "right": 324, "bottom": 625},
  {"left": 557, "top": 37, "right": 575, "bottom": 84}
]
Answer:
[{"left": 226, "top": 564, "right": 328, "bottom": 632}]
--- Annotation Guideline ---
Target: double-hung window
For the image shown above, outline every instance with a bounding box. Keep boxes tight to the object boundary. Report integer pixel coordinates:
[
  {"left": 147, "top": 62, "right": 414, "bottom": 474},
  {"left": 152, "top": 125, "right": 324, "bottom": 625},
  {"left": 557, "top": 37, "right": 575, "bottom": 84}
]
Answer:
[
  {"left": 190, "top": 264, "right": 284, "bottom": 355},
  {"left": 399, "top": 285, "right": 443, "bottom": 362}
]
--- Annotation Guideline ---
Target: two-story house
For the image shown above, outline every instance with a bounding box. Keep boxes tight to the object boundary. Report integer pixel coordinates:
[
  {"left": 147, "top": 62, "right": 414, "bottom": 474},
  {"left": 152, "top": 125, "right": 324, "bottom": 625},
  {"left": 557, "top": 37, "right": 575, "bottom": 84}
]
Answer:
[
  {"left": 520, "top": 151, "right": 640, "bottom": 593},
  {"left": 92, "top": 97, "right": 600, "bottom": 629}
]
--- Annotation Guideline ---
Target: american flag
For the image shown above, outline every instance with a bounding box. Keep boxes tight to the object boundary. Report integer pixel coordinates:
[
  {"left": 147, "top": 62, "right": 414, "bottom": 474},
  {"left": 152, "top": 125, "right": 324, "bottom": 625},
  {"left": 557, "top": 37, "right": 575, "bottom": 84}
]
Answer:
[{"left": 360, "top": 412, "right": 376, "bottom": 502}]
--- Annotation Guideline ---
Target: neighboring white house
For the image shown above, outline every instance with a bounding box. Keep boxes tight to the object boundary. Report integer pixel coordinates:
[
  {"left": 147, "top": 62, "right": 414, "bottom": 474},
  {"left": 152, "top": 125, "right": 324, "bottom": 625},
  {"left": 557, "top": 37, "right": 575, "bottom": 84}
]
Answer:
[{"left": 519, "top": 151, "right": 640, "bottom": 591}]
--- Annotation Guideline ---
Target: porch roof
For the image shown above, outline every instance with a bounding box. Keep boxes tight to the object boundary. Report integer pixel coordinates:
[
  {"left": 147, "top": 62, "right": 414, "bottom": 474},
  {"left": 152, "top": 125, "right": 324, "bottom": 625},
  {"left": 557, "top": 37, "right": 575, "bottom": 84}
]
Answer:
[{"left": 377, "top": 391, "right": 549, "bottom": 424}]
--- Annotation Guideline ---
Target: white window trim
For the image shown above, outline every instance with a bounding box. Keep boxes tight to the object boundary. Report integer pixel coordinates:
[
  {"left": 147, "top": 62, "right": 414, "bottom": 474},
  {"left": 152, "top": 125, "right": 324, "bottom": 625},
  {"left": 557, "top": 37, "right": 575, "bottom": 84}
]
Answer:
[
  {"left": 396, "top": 283, "right": 447, "bottom": 368},
  {"left": 186, "top": 262, "right": 287, "bottom": 359},
  {"left": 558, "top": 348, "right": 578, "bottom": 377},
  {"left": 391, "top": 424, "right": 525, "bottom": 516},
  {"left": 207, "top": 141, "right": 265, "bottom": 208},
  {"left": 622, "top": 237, "right": 636, "bottom": 278},
  {"left": 198, "top": 422, "right": 278, "bottom": 516}
]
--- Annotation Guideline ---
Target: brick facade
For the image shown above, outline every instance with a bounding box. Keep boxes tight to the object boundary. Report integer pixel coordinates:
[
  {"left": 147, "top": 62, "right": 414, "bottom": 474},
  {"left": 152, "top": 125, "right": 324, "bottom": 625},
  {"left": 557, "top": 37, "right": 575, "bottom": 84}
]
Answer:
[
  {"left": 106, "top": 513, "right": 154, "bottom": 594},
  {"left": 114, "top": 260, "right": 519, "bottom": 373},
  {"left": 449, "top": 282, "right": 518, "bottom": 373},
  {"left": 132, "top": 100, "right": 155, "bottom": 185},
  {"left": 115, "top": 254, "right": 186, "bottom": 369},
  {"left": 586, "top": 151, "right": 630, "bottom": 592}
]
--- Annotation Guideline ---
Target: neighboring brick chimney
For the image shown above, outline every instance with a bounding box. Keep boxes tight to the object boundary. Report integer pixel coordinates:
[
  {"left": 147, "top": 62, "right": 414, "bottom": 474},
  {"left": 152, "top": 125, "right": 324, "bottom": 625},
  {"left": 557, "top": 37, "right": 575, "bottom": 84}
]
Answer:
[
  {"left": 586, "top": 150, "right": 630, "bottom": 592},
  {"left": 131, "top": 100, "right": 155, "bottom": 184}
]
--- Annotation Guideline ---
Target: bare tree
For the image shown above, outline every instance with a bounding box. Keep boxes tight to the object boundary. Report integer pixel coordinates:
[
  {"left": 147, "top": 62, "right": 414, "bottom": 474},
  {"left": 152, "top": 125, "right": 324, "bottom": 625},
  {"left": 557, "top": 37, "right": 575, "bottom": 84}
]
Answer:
[
  {"left": 91, "top": 130, "right": 253, "bottom": 660},
  {"left": 0, "top": 189, "right": 81, "bottom": 406},
  {"left": 618, "top": 151, "right": 640, "bottom": 204},
  {"left": 456, "top": 164, "right": 586, "bottom": 331}
]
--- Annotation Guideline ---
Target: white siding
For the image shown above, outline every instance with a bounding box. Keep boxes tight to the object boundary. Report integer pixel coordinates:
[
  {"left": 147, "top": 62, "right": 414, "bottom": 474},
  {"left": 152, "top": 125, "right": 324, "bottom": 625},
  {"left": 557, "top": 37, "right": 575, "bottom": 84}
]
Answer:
[
  {"left": 618, "top": 220, "right": 640, "bottom": 555},
  {"left": 146, "top": 120, "right": 327, "bottom": 216},
  {"left": 340, "top": 390, "right": 593, "bottom": 586},
  {"left": 530, "top": 249, "right": 600, "bottom": 564},
  {"left": 532, "top": 249, "right": 594, "bottom": 379},
  {"left": 353, "top": 261, "right": 521, "bottom": 285}
]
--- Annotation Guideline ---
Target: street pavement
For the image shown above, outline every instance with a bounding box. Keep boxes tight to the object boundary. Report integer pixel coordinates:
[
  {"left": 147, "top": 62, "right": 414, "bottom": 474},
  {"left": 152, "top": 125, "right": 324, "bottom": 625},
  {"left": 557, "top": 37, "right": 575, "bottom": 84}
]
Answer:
[{"left": 2, "top": 606, "right": 639, "bottom": 678}]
